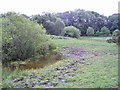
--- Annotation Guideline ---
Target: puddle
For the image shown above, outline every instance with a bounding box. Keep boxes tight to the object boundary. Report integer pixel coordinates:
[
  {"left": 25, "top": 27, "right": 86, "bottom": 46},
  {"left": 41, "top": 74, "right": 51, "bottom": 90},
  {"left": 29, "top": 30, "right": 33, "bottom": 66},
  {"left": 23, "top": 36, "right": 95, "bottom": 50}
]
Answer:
[{"left": 3, "top": 51, "right": 63, "bottom": 71}]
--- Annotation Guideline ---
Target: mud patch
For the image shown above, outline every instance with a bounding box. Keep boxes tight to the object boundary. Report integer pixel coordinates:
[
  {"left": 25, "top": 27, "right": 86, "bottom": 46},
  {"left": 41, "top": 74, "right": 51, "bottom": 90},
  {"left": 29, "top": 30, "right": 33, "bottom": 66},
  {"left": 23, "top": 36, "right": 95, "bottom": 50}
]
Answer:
[{"left": 58, "top": 47, "right": 100, "bottom": 58}]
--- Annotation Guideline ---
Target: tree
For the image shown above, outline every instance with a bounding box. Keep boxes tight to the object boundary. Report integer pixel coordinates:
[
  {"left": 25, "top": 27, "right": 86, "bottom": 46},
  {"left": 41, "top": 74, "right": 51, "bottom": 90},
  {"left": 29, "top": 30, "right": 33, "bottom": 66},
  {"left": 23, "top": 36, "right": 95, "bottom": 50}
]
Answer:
[
  {"left": 0, "top": 11, "right": 17, "bottom": 18},
  {"left": 100, "top": 26, "right": 110, "bottom": 36},
  {"left": 56, "top": 9, "right": 107, "bottom": 35},
  {"left": 61, "top": 26, "right": 81, "bottom": 38},
  {"left": 31, "top": 13, "right": 65, "bottom": 35},
  {"left": 86, "top": 27, "right": 94, "bottom": 36},
  {"left": 44, "top": 20, "right": 55, "bottom": 35},
  {"left": 107, "top": 14, "right": 120, "bottom": 33},
  {"left": 2, "top": 13, "right": 55, "bottom": 62},
  {"left": 54, "top": 18, "right": 65, "bottom": 35}
]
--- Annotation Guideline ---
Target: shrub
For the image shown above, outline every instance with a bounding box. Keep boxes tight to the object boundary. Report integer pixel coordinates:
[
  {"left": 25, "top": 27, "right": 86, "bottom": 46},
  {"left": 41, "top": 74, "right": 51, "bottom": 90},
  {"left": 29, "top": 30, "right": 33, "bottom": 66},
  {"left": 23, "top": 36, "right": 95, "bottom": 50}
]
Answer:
[
  {"left": 50, "top": 35, "right": 68, "bottom": 39},
  {"left": 86, "top": 27, "right": 94, "bottom": 36},
  {"left": 112, "top": 29, "right": 120, "bottom": 39},
  {"left": 2, "top": 13, "right": 55, "bottom": 62},
  {"left": 61, "top": 26, "right": 81, "bottom": 38},
  {"left": 107, "top": 30, "right": 120, "bottom": 44},
  {"left": 100, "top": 26, "right": 110, "bottom": 36},
  {"left": 96, "top": 26, "right": 110, "bottom": 36},
  {"left": 95, "top": 30, "right": 100, "bottom": 36}
]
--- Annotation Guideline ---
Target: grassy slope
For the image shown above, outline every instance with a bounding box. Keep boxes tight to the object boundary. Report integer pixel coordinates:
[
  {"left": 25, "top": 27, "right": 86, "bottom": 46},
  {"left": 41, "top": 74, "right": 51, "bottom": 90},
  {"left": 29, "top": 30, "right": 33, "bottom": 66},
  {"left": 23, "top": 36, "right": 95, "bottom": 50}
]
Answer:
[{"left": 2, "top": 37, "right": 118, "bottom": 88}]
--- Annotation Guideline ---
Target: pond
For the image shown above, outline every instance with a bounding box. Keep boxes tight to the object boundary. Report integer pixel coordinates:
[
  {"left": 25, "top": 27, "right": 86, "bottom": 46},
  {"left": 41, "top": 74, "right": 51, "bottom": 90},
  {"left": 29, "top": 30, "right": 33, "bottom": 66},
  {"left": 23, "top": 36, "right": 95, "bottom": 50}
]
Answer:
[{"left": 3, "top": 51, "right": 63, "bottom": 71}]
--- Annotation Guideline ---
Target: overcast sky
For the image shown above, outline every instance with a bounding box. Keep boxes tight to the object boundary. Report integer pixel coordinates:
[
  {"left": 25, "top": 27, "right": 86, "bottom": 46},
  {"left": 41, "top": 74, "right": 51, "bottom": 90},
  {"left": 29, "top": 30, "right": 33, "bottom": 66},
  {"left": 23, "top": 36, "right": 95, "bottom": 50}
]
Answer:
[{"left": 0, "top": 0, "right": 119, "bottom": 16}]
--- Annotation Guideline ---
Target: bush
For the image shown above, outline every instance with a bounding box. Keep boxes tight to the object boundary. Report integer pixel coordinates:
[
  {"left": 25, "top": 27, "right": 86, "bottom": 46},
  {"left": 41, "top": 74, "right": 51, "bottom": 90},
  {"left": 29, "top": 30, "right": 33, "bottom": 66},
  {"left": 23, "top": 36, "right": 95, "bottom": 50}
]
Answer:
[
  {"left": 107, "top": 30, "right": 120, "bottom": 44},
  {"left": 112, "top": 29, "right": 120, "bottom": 39},
  {"left": 86, "top": 27, "right": 94, "bottom": 36},
  {"left": 50, "top": 35, "right": 68, "bottom": 39},
  {"left": 61, "top": 26, "right": 81, "bottom": 38},
  {"left": 96, "top": 26, "right": 110, "bottom": 36},
  {"left": 2, "top": 13, "right": 55, "bottom": 62},
  {"left": 100, "top": 26, "right": 110, "bottom": 36},
  {"left": 95, "top": 30, "right": 100, "bottom": 36}
]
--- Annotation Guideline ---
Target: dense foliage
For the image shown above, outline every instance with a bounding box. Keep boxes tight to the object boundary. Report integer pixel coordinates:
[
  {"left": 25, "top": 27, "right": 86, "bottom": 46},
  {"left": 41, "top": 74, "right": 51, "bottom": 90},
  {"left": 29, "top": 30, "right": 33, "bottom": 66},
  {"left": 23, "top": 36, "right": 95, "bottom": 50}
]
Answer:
[
  {"left": 31, "top": 9, "right": 119, "bottom": 36},
  {"left": 2, "top": 13, "right": 55, "bottom": 62},
  {"left": 86, "top": 27, "right": 94, "bottom": 36},
  {"left": 99, "top": 26, "right": 110, "bottom": 36},
  {"left": 96, "top": 26, "right": 110, "bottom": 36},
  {"left": 55, "top": 9, "right": 108, "bottom": 35},
  {"left": 61, "top": 26, "right": 81, "bottom": 38},
  {"left": 31, "top": 14, "right": 65, "bottom": 35},
  {"left": 107, "top": 14, "right": 120, "bottom": 33}
]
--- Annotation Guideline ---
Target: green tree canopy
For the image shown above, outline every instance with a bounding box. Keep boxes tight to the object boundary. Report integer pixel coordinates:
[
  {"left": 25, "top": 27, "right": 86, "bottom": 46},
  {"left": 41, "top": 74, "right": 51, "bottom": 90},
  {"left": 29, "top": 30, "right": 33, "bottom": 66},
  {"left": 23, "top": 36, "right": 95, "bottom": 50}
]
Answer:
[
  {"left": 61, "top": 26, "right": 81, "bottom": 38},
  {"left": 54, "top": 18, "right": 65, "bottom": 35},
  {"left": 31, "top": 13, "right": 65, "bottom": 36},
  {"left": 44, "top": 20, "right": 55, "bottom": 35},
  {"left": 107, "top": 14, "right": 120, "bottom": 33},
  {"left": 86, "top": 27, "right": 94, "bottom": 36},
  {"left": 100, "top": 26, "right": 110, "bottom": 36},
  {"left": 2, "top": 13, "right": 55, "bottom": 62}
]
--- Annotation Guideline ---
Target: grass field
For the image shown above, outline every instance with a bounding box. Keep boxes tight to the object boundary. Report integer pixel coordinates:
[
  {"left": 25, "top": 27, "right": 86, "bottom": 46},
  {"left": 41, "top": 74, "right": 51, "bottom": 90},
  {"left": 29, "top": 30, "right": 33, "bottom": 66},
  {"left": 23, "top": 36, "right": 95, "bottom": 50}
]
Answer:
[{"left": 1, "top": 37, "right": 119, "bottom": 88}]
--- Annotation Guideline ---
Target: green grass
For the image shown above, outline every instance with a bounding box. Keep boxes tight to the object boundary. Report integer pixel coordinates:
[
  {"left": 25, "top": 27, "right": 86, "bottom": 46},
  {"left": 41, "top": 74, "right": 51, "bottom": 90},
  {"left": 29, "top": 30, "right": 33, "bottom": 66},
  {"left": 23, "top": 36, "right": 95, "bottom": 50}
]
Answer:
[
  {"left": 2, "top": 36, "right": 118, "bottom": 88},
  {"left": 72, "top": 56, "right": 118, "bottom": 88},
  {"left": 52, "top": 37, "right": 117, "bottom": 52}
]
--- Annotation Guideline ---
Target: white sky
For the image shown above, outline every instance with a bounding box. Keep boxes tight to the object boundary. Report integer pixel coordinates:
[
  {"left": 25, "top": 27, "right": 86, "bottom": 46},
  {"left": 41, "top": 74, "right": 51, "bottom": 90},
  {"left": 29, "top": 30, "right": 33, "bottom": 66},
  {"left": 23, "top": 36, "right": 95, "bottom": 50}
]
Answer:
[{"left": 0, "top": 0, "right": 119, "bottom": 16}]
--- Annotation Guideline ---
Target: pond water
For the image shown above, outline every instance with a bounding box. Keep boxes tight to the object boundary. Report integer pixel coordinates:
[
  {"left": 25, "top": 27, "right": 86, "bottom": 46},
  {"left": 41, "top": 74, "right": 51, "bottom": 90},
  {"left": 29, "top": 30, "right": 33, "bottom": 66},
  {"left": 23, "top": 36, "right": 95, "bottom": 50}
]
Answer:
[{"left": 3, "top": 51, "right": 63, "bottom": 71}]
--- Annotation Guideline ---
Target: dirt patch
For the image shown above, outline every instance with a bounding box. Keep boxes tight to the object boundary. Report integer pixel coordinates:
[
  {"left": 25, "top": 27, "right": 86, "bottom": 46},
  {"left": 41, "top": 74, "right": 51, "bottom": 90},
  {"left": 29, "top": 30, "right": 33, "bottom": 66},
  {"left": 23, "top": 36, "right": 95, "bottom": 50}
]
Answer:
[{"left": 58, "top": 47, "right": 100, "bottom": 58}]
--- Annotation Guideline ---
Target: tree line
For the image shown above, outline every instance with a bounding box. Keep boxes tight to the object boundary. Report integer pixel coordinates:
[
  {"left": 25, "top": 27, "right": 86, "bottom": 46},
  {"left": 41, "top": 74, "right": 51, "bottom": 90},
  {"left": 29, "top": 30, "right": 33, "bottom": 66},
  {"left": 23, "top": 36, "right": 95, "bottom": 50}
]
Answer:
[
  {"left": 1, "top": 9, "right": 120, "bottom": 38},
  {"left": 30, "top": 9, "right": 120, "bottom": 37}
]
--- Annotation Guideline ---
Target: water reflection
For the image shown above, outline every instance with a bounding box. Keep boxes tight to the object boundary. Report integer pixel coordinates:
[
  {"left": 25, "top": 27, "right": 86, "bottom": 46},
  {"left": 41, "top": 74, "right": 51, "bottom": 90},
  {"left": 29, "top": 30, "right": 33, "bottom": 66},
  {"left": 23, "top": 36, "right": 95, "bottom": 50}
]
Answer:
[{"left": 4, "top": 51, "right": 62, "bottom": 71}]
